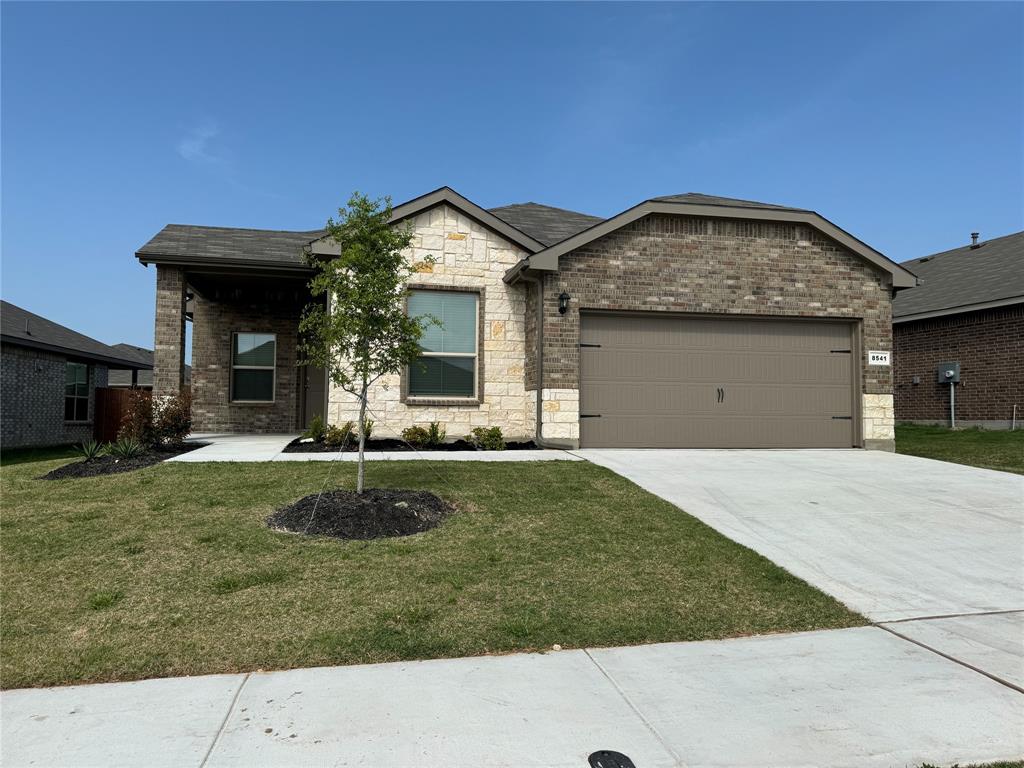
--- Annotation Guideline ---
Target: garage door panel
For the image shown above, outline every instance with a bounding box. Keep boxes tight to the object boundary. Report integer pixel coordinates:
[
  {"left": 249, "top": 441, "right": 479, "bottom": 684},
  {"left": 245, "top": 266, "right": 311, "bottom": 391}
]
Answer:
[{"left": 579, "top": 313, "right": 855, "bottom": 448}]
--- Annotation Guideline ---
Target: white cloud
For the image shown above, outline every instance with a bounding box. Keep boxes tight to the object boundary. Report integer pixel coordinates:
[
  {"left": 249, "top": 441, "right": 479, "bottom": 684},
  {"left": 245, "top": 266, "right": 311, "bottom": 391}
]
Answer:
[{"left": 176, "top": 121, "right": 221, "bottom": 164}]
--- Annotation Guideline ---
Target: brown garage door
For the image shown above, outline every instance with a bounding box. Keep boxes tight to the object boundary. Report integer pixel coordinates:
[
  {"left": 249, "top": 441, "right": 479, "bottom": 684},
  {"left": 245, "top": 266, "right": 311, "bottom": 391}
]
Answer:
[{"left": 579, "top": 313, "right": 857, "bottom": 448}]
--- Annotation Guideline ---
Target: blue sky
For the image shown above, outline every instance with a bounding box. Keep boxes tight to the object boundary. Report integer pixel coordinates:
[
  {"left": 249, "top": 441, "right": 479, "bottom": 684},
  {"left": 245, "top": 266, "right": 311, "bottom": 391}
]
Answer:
[{"left": 2, "top": 1, "right": 1022, "bottom": 351}]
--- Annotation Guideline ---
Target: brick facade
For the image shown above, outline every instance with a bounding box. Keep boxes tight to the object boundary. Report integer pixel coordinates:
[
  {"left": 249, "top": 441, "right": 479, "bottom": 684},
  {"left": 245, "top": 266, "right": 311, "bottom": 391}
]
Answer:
[
  {"left": 532, "top": 213, "right": 896, "bottom": 447},
  {"left": 190, "top": 294, "right": 304, "bottom": 433},
  {"left": 1, "top": 345, "right": 107, "bottom": 448},
  {"left": 894, "top": 304, "right": 1024, "bottom": 428},
  {"left": 153, "top": 266, "right": 187, "bottom": 397}
]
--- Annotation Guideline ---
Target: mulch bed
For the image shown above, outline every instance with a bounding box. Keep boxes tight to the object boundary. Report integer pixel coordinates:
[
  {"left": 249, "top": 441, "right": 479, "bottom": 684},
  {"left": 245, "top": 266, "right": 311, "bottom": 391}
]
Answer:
[
  {"left": 267, "top": 488, "right": 451, "bottom": 540},
  {"left": 283, "top": 438, "right": 538, "bottom": 453},
  {"left": 40, "top": 443, "right": 206, "bottom": 480}
]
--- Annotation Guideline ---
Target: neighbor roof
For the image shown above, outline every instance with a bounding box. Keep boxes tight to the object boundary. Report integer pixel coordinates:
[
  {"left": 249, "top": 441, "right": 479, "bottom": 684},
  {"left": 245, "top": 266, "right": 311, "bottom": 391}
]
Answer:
[
  {"left": 136, "top": 224, "right": 323, "bottom": 271},
  {"left": 110, "top": 344, "right": 154, "bottom": 366},
  {"left": 893, "top": 230, "right": 1024, "bottom": 322},
  {"left": 489, "top": 202, "right": 603, "bottom": 247},
  {"left": 1, "top": 301, "right": 152, "bottom": 368}
]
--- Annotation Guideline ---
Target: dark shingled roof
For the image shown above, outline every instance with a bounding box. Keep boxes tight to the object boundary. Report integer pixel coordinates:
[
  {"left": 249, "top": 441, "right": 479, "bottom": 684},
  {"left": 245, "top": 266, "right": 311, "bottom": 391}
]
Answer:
[
  {"left": 893, "top": 231, "right": 1024, "bottom": 319},
  {"left": 489, "top": 203, "right": 604, "bottom": 246},
  {"left": 650, "top": 192, "right": 810, "bottom": 212},
  {"left": 110, "top": 344, "right": 154, "bottom": 366},
  {"left": 136, "top": 224, "right": 323, "bottom": 268},
  {"left": 1, "top": 301, "right": 151, "bottom": 368}
]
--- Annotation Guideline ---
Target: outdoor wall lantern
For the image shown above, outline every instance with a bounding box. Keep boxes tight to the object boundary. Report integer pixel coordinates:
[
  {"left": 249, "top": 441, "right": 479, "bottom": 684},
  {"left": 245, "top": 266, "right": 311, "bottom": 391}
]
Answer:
[{"left": 558, "top": 291, "right": 570, "bottom": 314}]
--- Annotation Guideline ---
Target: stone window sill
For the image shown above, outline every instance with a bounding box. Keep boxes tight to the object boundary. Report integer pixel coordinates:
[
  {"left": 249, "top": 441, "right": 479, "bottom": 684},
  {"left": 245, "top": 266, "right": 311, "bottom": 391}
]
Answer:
[
  {"left": 403, "top": 397, "right": 481, "bottom": 408},
  {"left": 230, "top": 401, "right": 276, "bottom": 406},
  {"left": 64, "top": 421, "right": 93, "bottom": 426}
]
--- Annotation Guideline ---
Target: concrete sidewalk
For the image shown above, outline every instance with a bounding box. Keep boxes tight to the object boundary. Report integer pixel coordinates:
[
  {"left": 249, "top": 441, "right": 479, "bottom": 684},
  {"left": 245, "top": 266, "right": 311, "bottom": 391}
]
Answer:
[
  {"left": 3, "top": 625, "right": 1022, "bottom": 768},
  {"left": 170, "top": 434, "right": 581, "bottom": 463}
]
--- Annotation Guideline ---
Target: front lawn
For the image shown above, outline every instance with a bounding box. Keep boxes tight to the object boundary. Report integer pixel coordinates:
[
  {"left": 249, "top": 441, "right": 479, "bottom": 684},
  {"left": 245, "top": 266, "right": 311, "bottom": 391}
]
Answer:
[
  {"left": 896, "top": 424, "right": 1024, "bottom": 474},
  {"left": 1, "top": 452, "right": 863, "bottom": 689}
]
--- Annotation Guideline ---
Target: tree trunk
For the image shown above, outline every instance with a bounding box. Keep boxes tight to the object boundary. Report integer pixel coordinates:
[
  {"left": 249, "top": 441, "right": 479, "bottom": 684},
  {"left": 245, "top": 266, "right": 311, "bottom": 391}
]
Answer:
[{"left": 356, "top": 379, "right": 368, "bottom": 494}]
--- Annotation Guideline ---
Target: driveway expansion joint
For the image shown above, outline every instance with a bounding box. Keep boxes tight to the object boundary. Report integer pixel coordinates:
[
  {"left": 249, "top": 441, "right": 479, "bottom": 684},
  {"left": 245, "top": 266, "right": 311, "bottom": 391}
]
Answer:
[{"left": 874, "top": 624, "right": 1024, "bottom": 696}]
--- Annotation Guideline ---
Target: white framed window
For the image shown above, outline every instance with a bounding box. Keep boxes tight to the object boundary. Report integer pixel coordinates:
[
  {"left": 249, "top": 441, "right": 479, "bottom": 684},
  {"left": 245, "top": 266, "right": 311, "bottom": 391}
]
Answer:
[
  {"left": 407, "top": 290, "right": 478, "bottom": 398},
  {"left": 231, "top": 332, "right": 276, "bottom": 402},
  {"left": 64, "top": 361, "right": 89, "bottom": 421}
]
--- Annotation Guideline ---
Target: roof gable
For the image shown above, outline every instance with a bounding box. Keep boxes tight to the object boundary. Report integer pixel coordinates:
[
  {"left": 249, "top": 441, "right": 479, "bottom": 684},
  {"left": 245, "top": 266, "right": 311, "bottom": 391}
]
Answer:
[
  {"left": 893, "top": 230, "right": 1024, "bottom": 321},
  {"left": 507, "top": 196, "right": 917, "bottom": 289}
]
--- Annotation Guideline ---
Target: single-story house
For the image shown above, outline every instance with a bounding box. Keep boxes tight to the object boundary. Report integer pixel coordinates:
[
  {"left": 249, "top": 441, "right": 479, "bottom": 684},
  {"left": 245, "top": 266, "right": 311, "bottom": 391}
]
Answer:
[
  {"left": 1, "top": 301, "right": 152, "bottom": 448},
  {"left": 135, "top": 187, "right": 918, "bottom": 450},
  {"left": 893, "top": 230, "right": 1023, "bottom": 429},
  {"left": 106, "top": 344, "right": 191, "bottom": 389}
]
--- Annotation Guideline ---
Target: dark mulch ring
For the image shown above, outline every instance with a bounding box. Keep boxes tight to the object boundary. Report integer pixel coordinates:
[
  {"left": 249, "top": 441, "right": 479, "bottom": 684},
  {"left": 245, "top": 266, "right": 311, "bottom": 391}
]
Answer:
[
  {"left": 267, "top": 488, "right": 452, "bottom": 540},
  {"left": 40, "top": 443, "right": 206, "bottom": 480},
  {"left": 283, "top": 437, "right": 538, "bottom": 453}
]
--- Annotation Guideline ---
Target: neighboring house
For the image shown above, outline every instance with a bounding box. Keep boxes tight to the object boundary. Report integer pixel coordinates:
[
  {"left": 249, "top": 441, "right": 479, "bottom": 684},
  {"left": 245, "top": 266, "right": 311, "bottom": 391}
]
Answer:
[
  {"left": 1, "top": 301, "right": 152, "bottom": 448},
  {"left": 106, "top": 344, "right": 191, "bottom": 388},
  {"left": 135, "top": 187, "right": 917, "bottom": 450},
  {"left": 893, "top": 231, "right": 1023, "bottom": 429}
]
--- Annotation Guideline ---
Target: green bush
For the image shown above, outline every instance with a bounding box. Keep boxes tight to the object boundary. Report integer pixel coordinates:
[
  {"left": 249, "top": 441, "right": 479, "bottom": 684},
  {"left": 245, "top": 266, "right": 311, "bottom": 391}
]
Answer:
[
  {"left": 362, "top": 419, "right": 374, "bottom": 440},
  {"left": 108, "top": 438, "right": 145, "bottom": 459},
  {"left": 426, "top": 421, "right": 446, "bottom": 446},
  {"left": 75, "top": 440, "right": 105, "bottom": 461},
  {"left": 324, "top": 421, "right": 354, "bottom": 449},
  {"left": 401, "top": 425, "right": 430, "bottom": 448},
  {"left": 466, "top": 426, "right": 505, "bottom": 451},
  {"left": 303, "top": 414, "right": 326, "bottom": 442}
]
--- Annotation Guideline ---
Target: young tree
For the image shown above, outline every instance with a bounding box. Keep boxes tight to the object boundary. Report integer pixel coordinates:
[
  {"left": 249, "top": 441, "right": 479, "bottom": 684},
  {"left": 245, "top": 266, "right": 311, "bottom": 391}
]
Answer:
[{"left": 300, "top": 192, "right": 432, "bottom": 493}]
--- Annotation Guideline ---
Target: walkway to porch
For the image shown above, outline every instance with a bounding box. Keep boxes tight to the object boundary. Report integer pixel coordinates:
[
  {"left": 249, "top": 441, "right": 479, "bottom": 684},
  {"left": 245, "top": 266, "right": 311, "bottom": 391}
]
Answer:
[{"left": 171, "top": 433, "right": 581, "bottom": 462}]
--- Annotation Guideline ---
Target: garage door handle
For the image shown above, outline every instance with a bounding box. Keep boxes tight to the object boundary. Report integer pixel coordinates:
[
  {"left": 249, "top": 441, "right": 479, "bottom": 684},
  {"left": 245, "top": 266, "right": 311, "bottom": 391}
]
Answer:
[
  {"left": 716, "top": 387, "right": 724, "bottom": 403},
  {"left": 831, "top": 416, "right": 852, "bottom": 420},
  {"left": 580, "top": 343, "right": 602, "bottom": 348},
  {"left": 580, "top": 414, "right": 602, "bottom": 418}
]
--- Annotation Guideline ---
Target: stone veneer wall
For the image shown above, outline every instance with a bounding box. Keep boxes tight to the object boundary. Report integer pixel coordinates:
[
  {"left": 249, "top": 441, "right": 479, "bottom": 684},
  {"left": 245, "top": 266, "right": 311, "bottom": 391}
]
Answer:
[
  {"left": 1, "top": 345, "right": 107, "bottom": 448},
  {"left": 328, "top": 204, "right": 535, "bottom": 440},
  {"left": 539, "top": 213, "right": 896, "bottom": 449},
  {"left": 190, "top": 294, "right": 303, "bottom": 433},
  {"left": 894, "top": 304, "right": 1023, "bottom": 428}
]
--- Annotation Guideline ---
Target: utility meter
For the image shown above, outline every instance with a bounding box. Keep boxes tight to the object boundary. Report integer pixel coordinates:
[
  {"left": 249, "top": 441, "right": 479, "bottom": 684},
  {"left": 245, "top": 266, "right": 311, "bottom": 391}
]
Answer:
[{"left": 937, "top": 362, "right": 960, "bottom": 383}]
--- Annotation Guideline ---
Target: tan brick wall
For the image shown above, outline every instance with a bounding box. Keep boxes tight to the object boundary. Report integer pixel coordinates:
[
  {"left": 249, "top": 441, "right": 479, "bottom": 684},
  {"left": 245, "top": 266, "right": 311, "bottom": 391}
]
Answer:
[
  {"left": 328, "top": 204, "right": 535, "bottom": 440},
  {"left": 540, "top": 213, "right": 895, "bottom": 447},
  {"left": 153, "top": 266, "right": 187, "bottom": 397},
  {"left": 190, "top": 294, "right": 303, "bottom": 433}
]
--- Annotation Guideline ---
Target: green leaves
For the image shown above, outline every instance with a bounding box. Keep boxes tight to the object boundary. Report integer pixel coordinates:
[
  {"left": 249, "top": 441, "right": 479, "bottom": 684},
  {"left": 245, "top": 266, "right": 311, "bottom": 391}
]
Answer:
[{"left": 300, "top": 192, "right": 431, "bottom": 394}]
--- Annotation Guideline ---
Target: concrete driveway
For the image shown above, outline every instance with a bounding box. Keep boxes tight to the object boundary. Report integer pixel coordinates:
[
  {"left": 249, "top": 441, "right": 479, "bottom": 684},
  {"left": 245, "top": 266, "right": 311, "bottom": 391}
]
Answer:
[{"left": 575, "top": 449, "right": 1024, "bottom": 623}]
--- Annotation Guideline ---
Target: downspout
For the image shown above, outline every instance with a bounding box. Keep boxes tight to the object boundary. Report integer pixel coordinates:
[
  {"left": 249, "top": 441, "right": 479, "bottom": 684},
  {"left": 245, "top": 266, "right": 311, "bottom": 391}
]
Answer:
[{"left": 517, "top": 273, "right": 545, "bottom": 444}]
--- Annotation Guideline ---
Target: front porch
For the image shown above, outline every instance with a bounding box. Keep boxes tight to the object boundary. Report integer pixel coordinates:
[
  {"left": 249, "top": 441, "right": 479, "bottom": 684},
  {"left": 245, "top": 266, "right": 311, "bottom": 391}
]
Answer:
[{"left": 153, "top": 265, "right": 327, "bottom": 435}]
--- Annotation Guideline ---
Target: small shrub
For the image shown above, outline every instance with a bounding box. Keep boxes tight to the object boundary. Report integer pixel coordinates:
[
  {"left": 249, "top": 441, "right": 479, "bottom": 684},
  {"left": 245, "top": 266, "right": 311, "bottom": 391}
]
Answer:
[
  {"left": 152, "top": 391, "right": 192, "bottom": 445},
  {"left": 75, "top": 440, "right": 105, "bottom": 461},
  {"left": 324, "top": 421, "right": 354, "bottom": 449},
  {"left": 108, "top": 438, "right": 144, "bottom": 459},
  {"left": 402, "top": 425, "right": 430, "bottom": 448},
  {"left": 426, "top": 421, "right": 446, "bottom": 446},
  {"left": 303, "top": 414, "right": 326, "bottom": 442},
  {"left": 362, "top": 419, "right": 374, "bottom": 439},
  {"left": 466, "top": 426, "right": 505, "bottom": 451},
  {"left": 118, "top": 389, "right": 154, "bottom": 444}
]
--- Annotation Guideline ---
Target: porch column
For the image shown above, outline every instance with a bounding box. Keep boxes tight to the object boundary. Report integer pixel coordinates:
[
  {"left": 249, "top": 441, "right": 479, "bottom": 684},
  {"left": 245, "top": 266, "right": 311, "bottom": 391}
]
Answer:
[{"left": 153, "top": 265, "right": 187, "bottom": 397}]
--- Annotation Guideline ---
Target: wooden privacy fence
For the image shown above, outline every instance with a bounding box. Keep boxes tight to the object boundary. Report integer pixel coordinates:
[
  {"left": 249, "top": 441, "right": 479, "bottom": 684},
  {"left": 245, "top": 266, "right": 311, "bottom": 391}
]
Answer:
[{"left": 93, "top": 387, "right": 134, "bottom": 443}]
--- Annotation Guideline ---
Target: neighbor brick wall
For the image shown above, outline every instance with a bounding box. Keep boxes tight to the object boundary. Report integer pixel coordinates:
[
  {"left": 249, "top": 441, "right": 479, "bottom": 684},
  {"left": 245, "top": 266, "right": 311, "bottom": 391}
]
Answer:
[
  {"left": 894, "top": 304, "right": 1024, "bottom": 426},
  {"left": 539, "top": 213, "right": 896, "bottom": 446},
  {"left": 1, "top": 345, "right": 107, "bottom": 448},
  {"left": 190, "top": 294, "right": 303, "bottom": 433}
]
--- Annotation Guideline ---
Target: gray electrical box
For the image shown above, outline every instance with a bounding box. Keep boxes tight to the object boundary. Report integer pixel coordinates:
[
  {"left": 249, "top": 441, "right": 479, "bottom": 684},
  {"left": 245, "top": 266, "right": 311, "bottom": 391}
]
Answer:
[{"left": 937, "top": 362, "right": 960, "bottom": 383}]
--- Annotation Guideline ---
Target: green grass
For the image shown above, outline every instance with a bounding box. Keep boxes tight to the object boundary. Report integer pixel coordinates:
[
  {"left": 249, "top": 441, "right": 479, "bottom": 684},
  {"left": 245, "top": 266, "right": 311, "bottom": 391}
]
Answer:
[
  {"left": 0, "top": 453, "right": 864, "bottom": 689},
  {"left": 896, "top": 424, "right": 1024, "bottom": 474}
]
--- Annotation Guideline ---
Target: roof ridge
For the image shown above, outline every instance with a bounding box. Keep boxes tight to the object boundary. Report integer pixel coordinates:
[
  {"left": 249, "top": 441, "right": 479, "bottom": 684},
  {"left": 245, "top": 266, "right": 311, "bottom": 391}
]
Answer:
[
  {"left": 903, "top": 229, "right": 1024, "bottom": 264},
  {"left": 163, "top": 223, "right": 324, "bottom": 236}
]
